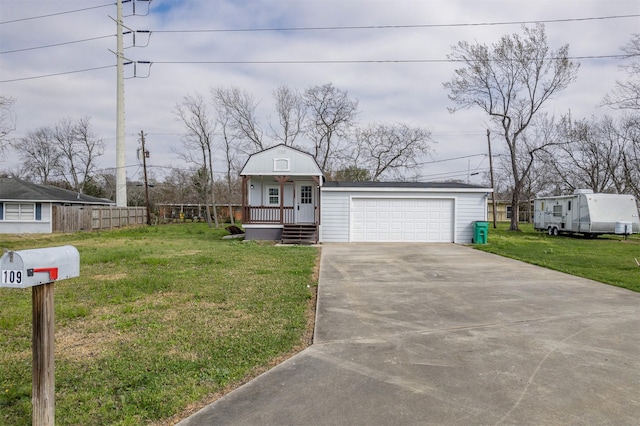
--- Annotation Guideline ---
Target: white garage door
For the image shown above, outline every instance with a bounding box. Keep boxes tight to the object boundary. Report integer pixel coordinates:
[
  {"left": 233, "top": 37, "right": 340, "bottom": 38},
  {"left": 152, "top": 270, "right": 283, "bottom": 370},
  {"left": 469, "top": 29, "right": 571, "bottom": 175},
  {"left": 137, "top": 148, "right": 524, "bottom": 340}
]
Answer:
[{"left": 351, "top": 198, "right": 454, "bottom": 242}]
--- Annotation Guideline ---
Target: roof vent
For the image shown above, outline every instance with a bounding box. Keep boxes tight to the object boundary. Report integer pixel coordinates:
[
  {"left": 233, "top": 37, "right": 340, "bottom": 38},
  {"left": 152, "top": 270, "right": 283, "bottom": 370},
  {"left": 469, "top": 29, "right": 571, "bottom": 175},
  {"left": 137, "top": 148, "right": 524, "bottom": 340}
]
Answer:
[{"left": 573, "top": 189, "right": 594, "bottom": 195}]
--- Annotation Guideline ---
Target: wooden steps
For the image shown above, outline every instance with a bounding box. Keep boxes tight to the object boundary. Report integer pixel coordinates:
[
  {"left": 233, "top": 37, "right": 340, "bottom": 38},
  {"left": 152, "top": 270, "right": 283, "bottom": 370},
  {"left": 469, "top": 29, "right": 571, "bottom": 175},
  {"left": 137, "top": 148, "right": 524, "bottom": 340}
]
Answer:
[{"left": 282, "top": 224, "right": 318, "bottom": 244}]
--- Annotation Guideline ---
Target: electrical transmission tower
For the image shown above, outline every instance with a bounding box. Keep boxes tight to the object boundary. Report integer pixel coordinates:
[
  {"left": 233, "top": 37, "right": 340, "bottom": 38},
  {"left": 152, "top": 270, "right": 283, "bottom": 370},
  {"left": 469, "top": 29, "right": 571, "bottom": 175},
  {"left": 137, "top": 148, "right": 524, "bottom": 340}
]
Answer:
[{"left": 113, "top": 0, "right": 152, "bottom": 207}]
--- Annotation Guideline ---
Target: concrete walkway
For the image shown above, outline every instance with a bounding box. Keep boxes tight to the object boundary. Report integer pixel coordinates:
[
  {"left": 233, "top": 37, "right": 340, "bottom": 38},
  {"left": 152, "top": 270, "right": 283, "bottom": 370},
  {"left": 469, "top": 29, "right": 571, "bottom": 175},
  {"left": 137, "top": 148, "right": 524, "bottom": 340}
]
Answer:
[{"left": 179, "top": 243, "right": 640, "bottom": 425}]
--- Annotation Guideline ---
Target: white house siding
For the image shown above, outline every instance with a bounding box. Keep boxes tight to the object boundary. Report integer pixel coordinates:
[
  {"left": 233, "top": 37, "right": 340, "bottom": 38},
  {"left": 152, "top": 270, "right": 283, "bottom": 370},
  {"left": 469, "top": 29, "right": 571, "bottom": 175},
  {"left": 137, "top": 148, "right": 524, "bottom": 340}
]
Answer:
[
  {"left": 320, "top": 188, "right": 488, "bottom": 243},
  {"left": 248, "top": 179, "right": 294, "bottom": 206},
  {"left": 241, "top": 145, "right": 323, "bottom": 177},
  {"left": 320, "top": 190, "right": 351, "bottom": 242}
]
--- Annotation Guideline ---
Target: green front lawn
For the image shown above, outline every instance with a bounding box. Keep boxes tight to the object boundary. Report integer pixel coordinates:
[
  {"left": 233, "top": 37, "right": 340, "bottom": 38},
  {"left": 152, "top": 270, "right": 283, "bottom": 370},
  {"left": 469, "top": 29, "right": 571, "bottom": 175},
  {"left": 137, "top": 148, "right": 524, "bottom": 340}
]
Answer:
[
  {"left": 476, "top": 223, "right": 640, "bottom": 292},
  {"left": 2, "top": 221, "right": 638, "bottom": 424},
  {"left": 0, "top": 224, "right": 318, "bottom": 425}
]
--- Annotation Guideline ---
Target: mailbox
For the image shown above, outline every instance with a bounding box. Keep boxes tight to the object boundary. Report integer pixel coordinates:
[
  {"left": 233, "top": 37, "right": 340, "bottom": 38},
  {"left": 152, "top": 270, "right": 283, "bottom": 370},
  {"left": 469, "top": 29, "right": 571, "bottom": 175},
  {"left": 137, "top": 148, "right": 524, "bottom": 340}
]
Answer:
[{"left": 1, "top": 245, "right": 80, "bottom": 288}]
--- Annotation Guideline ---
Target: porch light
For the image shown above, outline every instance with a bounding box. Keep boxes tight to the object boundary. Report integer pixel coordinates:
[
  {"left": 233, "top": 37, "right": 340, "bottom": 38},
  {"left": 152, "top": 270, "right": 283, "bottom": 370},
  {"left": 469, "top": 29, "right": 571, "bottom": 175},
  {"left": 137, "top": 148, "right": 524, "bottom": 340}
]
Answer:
[{"left": 250, "top": 184, "right": 254, "bottom": 189}]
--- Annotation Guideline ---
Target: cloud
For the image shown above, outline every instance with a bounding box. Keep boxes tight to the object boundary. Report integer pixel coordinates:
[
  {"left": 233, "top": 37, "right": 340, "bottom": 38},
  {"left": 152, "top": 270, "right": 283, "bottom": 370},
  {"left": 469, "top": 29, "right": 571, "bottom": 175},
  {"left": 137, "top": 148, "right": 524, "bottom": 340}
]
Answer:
[{"left": 1, "top": 0, "right": 638, "bottom": 184}]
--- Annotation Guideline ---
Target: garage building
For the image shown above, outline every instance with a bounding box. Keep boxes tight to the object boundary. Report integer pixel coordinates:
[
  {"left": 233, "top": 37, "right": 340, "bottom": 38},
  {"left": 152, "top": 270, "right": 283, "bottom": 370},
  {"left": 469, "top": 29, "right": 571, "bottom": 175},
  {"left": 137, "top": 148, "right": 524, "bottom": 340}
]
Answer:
[{"left": 320, "top": 181, "right": 492, "bottom": 243}]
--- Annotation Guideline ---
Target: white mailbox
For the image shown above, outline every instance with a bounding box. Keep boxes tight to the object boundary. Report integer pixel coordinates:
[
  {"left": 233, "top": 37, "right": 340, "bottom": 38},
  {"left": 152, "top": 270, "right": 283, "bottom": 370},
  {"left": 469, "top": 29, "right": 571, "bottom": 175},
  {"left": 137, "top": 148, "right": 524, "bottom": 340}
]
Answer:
[{"left": 1, "top": 245, "right": 80, "bottom": 288}]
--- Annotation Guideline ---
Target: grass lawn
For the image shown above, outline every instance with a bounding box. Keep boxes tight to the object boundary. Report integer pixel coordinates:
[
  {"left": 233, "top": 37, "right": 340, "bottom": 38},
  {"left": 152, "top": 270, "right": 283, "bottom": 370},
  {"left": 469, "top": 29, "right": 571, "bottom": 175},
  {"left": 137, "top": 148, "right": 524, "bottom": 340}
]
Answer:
[
  {"left": 476, "top": 222, "right": 640, "bottom": 292},
  {"left": 0, "top": 224, "right": 319, "bottom": 425}
]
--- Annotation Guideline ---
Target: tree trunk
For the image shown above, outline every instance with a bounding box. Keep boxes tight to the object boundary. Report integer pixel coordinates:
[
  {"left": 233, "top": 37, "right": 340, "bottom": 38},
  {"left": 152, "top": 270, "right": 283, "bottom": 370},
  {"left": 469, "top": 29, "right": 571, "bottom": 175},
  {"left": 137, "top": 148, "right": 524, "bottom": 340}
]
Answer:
[
  {"left": 207, "top": 145, "right": 219, "bottom": 228},
  {"left": 510, "top": 179, "right": 522, "bottom": 231}
]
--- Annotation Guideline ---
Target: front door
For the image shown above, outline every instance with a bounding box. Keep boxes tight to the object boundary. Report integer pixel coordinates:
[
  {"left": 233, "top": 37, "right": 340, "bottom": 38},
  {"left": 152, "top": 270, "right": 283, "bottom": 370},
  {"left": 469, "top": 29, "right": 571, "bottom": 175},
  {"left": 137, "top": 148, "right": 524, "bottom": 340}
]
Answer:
[{"left": 296, "top": 183, "right": 315, "bottom": 223}]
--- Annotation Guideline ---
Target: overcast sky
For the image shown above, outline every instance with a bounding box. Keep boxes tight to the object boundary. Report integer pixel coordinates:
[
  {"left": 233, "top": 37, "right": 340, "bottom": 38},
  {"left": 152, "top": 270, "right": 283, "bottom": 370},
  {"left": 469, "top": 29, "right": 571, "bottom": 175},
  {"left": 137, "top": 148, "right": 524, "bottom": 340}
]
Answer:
[{"left": 1, "top": 0, "right": 638, "bottom": 185}]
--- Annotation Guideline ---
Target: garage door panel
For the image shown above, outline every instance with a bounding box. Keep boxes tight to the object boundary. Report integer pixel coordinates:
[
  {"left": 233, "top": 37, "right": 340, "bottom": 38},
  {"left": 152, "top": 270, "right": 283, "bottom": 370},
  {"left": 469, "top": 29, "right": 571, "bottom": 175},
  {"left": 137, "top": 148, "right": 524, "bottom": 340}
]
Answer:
[{"left": 351, "top": 198, "right": 453, "bottom": 242}]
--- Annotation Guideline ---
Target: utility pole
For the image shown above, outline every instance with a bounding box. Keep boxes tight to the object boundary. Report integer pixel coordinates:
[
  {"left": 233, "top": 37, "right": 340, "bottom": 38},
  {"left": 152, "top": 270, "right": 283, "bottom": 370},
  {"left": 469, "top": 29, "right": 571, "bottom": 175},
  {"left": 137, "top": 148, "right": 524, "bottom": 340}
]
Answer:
[
  {"left": 139, "top": 131, "right": 151, "bottom": 225},
  {"left": 487, "top": 129, "right": 498, "bottom": 229},
  {"left": 115, "top": 0, "right": 127, "bottom": 207}
]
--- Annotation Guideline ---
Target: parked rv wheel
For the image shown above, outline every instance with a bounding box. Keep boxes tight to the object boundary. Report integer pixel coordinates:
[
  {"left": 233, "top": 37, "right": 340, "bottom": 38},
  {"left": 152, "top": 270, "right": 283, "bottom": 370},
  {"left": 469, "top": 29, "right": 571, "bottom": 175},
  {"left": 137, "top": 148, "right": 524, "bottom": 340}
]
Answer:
[
  {"left": 548, "top": 227, "right": 553, "bottom": 235},
  {"left": 552, "top": 227, "right": 559, "bottom": 236}
]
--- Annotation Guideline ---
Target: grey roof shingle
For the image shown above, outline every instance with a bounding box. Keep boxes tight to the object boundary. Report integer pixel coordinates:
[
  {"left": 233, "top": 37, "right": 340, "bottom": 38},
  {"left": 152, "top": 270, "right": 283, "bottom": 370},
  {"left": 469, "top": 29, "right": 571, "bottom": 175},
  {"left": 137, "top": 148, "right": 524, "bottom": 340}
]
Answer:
[{"left": 0, "top": 177, "right": 114, "bottom": 205}]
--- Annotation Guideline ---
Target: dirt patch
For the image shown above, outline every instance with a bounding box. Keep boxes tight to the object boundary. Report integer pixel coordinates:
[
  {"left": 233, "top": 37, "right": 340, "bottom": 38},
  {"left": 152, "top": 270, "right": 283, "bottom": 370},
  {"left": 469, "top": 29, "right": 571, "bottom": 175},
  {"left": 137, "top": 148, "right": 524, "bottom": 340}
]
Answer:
[{"left": 56, "top": 328, "right": 131, "bottom": 362}]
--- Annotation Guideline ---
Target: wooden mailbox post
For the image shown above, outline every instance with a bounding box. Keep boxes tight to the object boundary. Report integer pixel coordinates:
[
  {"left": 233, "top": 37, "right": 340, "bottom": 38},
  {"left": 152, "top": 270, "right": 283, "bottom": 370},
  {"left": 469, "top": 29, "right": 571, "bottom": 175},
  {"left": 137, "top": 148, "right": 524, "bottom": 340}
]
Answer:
[{"left": 1, "top": 245, "right": 80, "bottom": 426}]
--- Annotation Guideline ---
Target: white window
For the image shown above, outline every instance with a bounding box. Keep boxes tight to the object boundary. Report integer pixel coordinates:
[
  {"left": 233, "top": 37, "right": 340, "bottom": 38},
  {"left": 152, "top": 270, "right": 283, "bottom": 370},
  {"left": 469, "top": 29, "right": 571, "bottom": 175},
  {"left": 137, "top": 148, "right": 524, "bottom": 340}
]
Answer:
[
  {"left": 3, "top": 203, "right": 35, "bottom": 221},
  {"left": 273, "top": 158, "right": 290, "bottom": 172},
  {"left": 267, "top": 187, "right": 280, "bottom": 205}
]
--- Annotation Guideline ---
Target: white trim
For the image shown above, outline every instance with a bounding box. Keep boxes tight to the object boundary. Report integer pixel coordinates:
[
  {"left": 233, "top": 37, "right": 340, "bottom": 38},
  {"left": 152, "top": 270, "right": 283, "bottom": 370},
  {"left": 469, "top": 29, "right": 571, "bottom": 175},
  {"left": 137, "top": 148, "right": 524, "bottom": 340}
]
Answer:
[
  {"left": 273, "top": 158, "right": 290, "bottom": 172},
  {"left": 242, "top": 224, "right": 284, "bottom": 229},
  {"left": 266, "top": 185, "right": 281, "bottom": 206},
  {"left": 323, "top": 186, "right": 491, "bottom": 194},
  {"left": 242, "top": 172, "right": 324, "bottom": 178},
  {"left": 48, "top": 203, "right": 53, "bottom": 233},
  {"left": 295, "top": 181, "right": 315, "bottom": 223},
  {"left": 2, "top": 202, "right": 36, "bottom": 221},
  {"left": 1, "top": 199, "right": 113, "bottom": 206}
]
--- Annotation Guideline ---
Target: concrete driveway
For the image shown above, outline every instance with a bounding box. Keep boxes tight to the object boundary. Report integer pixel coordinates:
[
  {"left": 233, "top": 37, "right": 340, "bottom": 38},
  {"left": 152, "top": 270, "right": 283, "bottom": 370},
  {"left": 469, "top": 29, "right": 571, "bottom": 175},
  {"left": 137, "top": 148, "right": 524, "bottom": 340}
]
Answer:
[{"left": 179, "top": 243, "right": 640, "bottom": 425}]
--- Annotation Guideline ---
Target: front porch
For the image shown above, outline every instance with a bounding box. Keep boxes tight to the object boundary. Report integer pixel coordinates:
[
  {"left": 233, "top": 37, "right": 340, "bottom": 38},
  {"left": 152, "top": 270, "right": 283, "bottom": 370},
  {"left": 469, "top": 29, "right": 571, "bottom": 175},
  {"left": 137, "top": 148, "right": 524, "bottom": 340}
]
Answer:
[
  {"left": 242, "top": 206, "right": 295, "bottom": 224},
  {"left": 240, "top": 175, "right": 321, "bottom": 226},
  {"left": 239, "top": 144, "right": 324, "bottom": 242}
]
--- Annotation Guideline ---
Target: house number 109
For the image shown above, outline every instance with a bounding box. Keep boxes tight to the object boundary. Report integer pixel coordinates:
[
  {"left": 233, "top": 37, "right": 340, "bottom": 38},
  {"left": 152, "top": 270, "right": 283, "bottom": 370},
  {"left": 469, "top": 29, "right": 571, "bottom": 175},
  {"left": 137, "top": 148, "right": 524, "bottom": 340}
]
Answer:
[{"left": 2, "top": 270, "right": 22, "bottom": 285}]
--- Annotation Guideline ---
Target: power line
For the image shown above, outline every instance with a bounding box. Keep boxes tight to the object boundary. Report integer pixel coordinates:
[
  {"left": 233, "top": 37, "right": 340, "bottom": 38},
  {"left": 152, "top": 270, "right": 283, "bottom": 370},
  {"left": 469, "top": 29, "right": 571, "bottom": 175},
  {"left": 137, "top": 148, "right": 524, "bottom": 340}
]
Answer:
[
  {"left": 0, "top": 3, "right": 115, "bottom": 25},
  {"left": 0, "top": 65, "right": 115, "bottom": 83},
  {"left": 1, "top": 11, "right": 636, "bottom": 57},
  {"left": 0, "top": 52, "right": 628, "bottom": 84},
  {"left": 153, "top": 14, "right": 640, "bottom": 34},
  {"left": 421, "top": 167, "right": 489, "bottom": 180},
  {"left": 417, "top": 153, "right": 487, "bottom": 166},
  {"left": 2, "top": 14, "right": 637, "bottom": 56},
  {"left": 151, "top": 54, "right": 628, "bottom": 66},
  {"left": 0, "top": 35, "right": 115, "bottom": 55}
]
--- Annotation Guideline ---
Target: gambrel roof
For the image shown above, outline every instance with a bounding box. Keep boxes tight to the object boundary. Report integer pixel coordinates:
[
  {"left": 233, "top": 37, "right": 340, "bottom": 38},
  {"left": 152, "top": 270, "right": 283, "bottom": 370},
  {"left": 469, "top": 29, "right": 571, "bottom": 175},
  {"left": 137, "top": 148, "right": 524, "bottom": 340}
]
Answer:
[{"left": 240, "top": 144, "right": 322, "bottom": 177}]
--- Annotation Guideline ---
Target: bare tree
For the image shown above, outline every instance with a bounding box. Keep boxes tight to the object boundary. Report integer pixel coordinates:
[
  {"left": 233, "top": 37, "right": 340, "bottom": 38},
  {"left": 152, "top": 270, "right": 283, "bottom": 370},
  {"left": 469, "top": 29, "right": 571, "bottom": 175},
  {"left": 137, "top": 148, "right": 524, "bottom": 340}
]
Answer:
[
  {"left": 603, "top": 33, "right": 640, "bottom": 111},
  {"left": 600, "top": 33, "right": 640, "bottom": 202},
  {"left": 13, "top": 127, "right": 61, "bottom": 184},
  {"left": 303, "top": 83, "right": 359, "bottom": 173},
  {"left": 160, "top": 168, "right": 198, "bottom": 205},
  {"left": 271, "top": 86, "right": 306, "bottom": 147},
  {"left": 546, "top": 115, "right": 620, "bottom": 193},
  {"left": 217, "top": 112, "right": 241, "bottom": 225},
  {"left": 175, "top": 93, "right": 219, "bottom": 227},
  {"left": 212, "top": 87, "right": 264, "bottom": 154},
  {"left": 0, "top": 95, "right": 16, "bottom": 155},
  {"left": 53, "top": 117, "right": 105, "bottom": 193},
  {"left": 444, "top": 24, "right": 579, "bottom": 230},
  {"left": 349, "top": 123, "right": 433, "bottom": 181},
  {"left": 605, "top": 115, "right": 640, "bottom": 199}
]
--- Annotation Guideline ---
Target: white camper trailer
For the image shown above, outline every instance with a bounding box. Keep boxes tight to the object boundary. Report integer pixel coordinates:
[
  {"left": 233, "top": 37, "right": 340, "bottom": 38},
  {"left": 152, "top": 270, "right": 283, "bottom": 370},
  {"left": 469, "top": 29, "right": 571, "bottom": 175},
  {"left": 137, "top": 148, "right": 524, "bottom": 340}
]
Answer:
[{"left": 534, "top": 190, "right": 640, "bottom": 237}]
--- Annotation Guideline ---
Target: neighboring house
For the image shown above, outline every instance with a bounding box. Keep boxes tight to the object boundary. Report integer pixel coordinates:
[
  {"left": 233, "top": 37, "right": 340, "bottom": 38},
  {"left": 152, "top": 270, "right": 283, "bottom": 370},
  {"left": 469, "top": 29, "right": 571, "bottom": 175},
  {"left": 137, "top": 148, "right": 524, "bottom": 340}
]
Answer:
[
  {"left": 0, "top": 176, "right": 115, "bottom": 234},
  {"left": 487, "top": 199, "right": 534, "bottom": 223},
  {"left": 240, "top": 145, "right": 493, "bottom": 243},
  {"left": 488, "top": 199, "right": 512, "bottom": 222}
]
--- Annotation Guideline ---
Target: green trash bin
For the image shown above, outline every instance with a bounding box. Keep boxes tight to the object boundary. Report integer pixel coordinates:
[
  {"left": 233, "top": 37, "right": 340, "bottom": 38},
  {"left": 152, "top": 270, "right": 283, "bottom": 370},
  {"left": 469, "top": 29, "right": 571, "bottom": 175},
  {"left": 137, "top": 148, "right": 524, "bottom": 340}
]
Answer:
[{"left": 473, "top": 221, "right": 489, "bottom": 244}]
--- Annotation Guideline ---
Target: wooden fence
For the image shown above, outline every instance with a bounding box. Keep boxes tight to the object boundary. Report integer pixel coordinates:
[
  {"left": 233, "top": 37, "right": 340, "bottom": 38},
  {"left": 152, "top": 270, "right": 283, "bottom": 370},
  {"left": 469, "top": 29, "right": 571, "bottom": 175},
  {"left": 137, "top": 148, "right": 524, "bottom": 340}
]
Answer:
[{"left": 52, "top": 206, "right": 147, "bottom": 233}]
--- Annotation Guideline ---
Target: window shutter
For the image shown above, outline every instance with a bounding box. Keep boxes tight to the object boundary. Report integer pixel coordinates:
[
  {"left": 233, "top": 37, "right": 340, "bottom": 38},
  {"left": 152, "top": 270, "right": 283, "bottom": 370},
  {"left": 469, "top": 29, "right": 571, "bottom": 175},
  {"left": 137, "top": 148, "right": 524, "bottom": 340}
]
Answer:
[
  {"left": 0, "top": 202, "right": 3, "bottom": 220},
  {"left": 35, "top": 203, "right": 42, "bottom": 220}
]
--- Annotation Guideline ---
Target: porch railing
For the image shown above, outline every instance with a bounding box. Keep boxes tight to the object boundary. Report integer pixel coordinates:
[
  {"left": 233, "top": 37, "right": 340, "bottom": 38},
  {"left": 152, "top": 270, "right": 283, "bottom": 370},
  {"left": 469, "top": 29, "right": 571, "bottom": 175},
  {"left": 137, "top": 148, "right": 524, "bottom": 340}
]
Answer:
[{"left": 243, "top": 206, "right": 295, "bottom": 224}]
